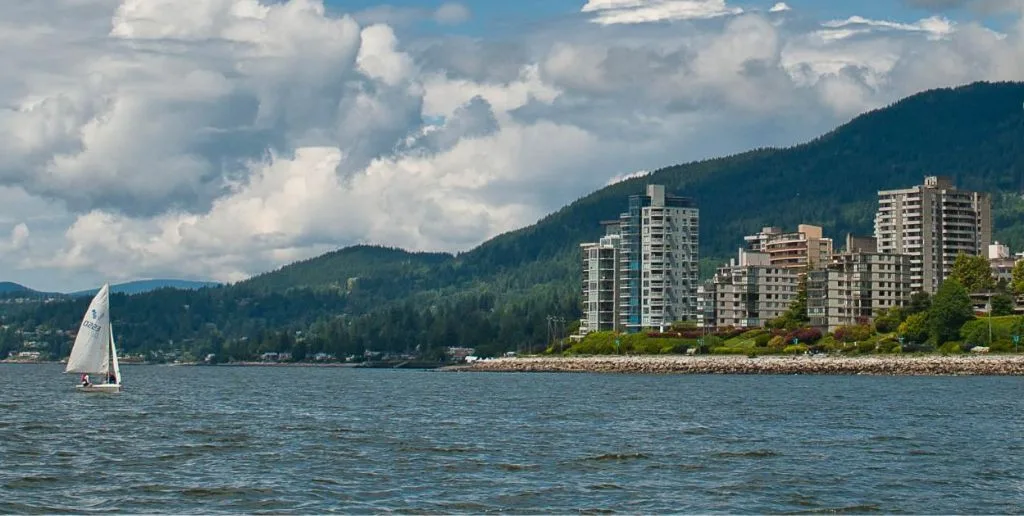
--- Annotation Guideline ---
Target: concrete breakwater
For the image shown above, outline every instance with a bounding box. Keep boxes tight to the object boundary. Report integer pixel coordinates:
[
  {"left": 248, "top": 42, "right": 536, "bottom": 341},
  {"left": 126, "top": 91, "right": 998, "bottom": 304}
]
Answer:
[{"left": 443, "top": 355, "right": 1024, "bottom": 376}]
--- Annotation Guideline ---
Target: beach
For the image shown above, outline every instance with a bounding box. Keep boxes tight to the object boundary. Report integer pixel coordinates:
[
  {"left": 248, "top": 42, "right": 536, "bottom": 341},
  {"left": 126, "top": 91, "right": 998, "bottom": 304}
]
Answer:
[{"left": 443, "top": 354, "right": 1024, "bottom": 376}]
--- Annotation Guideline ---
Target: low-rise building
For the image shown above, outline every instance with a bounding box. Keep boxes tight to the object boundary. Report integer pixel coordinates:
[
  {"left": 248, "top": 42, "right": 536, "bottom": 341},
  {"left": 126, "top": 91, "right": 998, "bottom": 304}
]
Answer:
[
  {"left": 988, "top": 241, "right": 1017, "bottom": 284},
  {"left": 711, "top": 249, "right": 800, "bottom": 329},
  {"left": 745, "top": 224, "right": 833, "bottom": 271},
  {"left": 808, "top": 235, "right": 912, "bottom": 333}
]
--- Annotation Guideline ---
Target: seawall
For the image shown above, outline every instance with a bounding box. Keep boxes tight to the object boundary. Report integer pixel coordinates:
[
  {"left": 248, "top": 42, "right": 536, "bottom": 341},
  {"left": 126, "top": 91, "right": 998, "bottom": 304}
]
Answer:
[{"left": 442, "top": 355, "right": 1024, "bottom": 376}]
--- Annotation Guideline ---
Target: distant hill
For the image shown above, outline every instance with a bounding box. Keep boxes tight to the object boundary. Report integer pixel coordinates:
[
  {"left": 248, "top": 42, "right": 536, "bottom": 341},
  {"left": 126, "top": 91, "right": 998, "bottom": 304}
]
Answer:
[
  {"left": 0, "top": 282, "right": 35, "bottom": 294},
  {"left": 70, "top": 279, "right": 221, "bottom": 297},
  {"left": 8, "top": 81, "right": 1024, "bottom": 358}
]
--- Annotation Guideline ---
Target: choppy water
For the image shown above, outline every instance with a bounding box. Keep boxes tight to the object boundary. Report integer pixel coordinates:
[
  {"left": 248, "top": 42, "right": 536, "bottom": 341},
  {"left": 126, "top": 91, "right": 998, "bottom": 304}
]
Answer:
[{"left": 1, "top": 364, "right": 1021, "bottom": 514}]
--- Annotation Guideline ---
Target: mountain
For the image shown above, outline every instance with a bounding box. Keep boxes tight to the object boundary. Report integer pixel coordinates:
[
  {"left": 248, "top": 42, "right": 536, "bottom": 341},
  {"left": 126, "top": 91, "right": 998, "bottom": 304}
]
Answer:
[
  {"left": 5, "top": 81, "right": 1024, "bottom": 360},
  {"left": 70, "top": 279, "right": 221, "bottom": 297},
  {"left": 0, "top": 282, "right": 35, "bottom": 294}
]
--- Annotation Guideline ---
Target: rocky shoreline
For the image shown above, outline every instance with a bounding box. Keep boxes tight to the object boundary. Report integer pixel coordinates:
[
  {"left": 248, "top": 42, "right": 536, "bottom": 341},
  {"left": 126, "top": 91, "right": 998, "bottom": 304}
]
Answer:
[{"left": 442, "top": 354, "right": 1024, "bottom": 376}]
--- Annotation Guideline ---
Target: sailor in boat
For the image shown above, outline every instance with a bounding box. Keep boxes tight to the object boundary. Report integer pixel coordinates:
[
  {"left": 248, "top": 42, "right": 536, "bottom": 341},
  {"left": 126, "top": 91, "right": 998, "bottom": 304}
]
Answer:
[
  {"left": 107, "top": 372, "right": 116, "bottom": 384},
  {"left": 81, "top": 374, "right": 91, "bottom": 387}
]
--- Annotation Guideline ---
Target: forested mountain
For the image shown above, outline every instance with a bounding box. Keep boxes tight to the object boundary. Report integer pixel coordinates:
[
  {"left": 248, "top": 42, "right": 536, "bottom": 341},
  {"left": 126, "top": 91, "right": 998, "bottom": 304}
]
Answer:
[
  {"left": 0, "top": 282, "right": 34, "bottom": 294},
  {"left": 70, "top": 279, "right": 221, "bottom": 297},
  {"left": 4, "top": 81, "right": 1024, "bottom": 361}
]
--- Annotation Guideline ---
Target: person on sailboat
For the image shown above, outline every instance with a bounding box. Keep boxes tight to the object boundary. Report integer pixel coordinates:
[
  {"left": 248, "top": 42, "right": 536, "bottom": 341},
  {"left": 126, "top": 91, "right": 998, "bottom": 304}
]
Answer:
[
  {"left": 81, "top": 374, "right": 91, "bottom": 387},
  {"left": 108, "top": 372, "right": 116, "bottom": 384}
]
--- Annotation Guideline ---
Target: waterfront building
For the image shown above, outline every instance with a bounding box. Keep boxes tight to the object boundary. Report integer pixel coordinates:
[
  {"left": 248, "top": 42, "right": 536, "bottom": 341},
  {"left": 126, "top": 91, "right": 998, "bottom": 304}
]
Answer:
[
  {"left": 875, "top": 176, "right": 991, "bottom": 294},
  {"left": 744, "top": 224, "right": 833, "bottom": 271},
  {"left": 616, "top": 185, "right": 700, "bottom": 332},
  {"left": 808, "top": 235, "right": 912, "bottom": 333},
  {"left": 696, "top": 281, "right": 716, "bottom": 329},
  {"left": 710, "top": 249, "right": 799, "bottom": 329},
  {"left": 988, "top": 242, "right": 1016, "bottom": 284},
  {"left": 578, "top": 222, "right": 622, "bottom": 335}
]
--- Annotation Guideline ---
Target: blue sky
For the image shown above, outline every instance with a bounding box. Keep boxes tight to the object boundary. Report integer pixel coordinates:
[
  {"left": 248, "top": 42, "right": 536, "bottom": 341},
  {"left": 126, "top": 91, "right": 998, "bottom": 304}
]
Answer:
[{"left": 322, "top": 0, "right": 993, "bottom": 37}]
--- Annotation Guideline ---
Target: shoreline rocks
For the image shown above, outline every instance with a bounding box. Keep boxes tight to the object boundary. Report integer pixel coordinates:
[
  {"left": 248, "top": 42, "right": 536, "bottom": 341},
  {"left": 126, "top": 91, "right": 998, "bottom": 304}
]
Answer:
[{"left": 442, "top": 354, "right": 1024, "bottom": 376}]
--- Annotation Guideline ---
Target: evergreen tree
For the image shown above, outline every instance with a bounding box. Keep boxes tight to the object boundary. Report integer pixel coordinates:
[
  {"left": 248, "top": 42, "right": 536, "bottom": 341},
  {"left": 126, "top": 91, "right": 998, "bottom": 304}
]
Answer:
[{"left": 991, "top": 293, "right": 1015, "bottom": 317}]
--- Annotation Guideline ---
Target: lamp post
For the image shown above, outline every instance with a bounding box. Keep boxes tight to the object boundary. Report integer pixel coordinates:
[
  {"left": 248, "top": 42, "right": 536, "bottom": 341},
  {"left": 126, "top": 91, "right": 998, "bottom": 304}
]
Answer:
[{"left": 1014, "top": 334, "right": 1020, "bottom": 354}]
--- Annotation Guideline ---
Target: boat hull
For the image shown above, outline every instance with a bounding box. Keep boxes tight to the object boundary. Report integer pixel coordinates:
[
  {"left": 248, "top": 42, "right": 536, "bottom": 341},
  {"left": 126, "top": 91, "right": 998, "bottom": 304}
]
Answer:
[{"left": 76, "top": 383, "right": 121, "bottom": 393}]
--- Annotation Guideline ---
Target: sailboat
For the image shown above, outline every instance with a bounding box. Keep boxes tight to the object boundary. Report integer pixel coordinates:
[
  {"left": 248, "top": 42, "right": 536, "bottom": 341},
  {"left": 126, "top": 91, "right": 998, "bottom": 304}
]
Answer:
[{"left": 64, "top": 284, "right": 122, "bottom": 393}]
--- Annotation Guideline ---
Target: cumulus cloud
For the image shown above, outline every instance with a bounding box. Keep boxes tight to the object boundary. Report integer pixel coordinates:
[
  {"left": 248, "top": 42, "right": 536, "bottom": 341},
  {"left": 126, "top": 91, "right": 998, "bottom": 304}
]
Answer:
[
  {"left": 1, "top": 0, "right": 1024, "bottom": 290},
  {"left": 769, "top": 3, "right": 791, "bottom": 13}
]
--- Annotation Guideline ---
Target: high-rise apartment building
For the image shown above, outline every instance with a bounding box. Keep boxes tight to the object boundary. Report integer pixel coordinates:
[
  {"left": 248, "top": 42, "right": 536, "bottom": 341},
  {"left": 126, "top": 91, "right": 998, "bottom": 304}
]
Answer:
[
  {"left": 617, "top": 185, "right": 700, "bottom": 332},
  {"left": 745, "top": 224, "right": 833, "bottom": 271},
  {"left": 875, "top": 176, "right": 991, "bottom": 294},
  {"left": 578, "top": 223, "right": 622, "bottom": 335},
  {"left": 709, "top": 249, "right": 799, "bottom": 329},
  {"left": 808, "top": 235, "right": 912, "bottom": 333}
]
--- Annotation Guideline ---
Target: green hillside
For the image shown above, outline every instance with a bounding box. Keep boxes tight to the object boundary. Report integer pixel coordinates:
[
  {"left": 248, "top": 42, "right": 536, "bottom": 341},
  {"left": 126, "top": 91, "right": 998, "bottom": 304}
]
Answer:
[{"left": 4, "top": 81, "right": 1024, "bottom": 362}]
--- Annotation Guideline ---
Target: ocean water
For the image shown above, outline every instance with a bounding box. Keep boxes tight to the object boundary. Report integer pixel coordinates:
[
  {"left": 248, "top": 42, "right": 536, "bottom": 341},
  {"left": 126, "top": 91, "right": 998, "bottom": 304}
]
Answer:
[{"left": 1, "top": 364, "right": 1021, "bottom": 514}]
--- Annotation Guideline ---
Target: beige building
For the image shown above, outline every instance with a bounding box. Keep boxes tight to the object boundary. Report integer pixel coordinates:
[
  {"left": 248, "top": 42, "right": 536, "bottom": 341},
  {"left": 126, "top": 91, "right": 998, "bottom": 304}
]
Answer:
[
  {"left": 808, "top": 236, "right": 912, "bottom": 333},
  {"left": 988, "top": 242, "right": 1016, "bottom": 285},
  {"left": 579, "top": 223, "right": 622, "bottom": 335},
  {"left": 875, "top": 176, "right": 991, "bottom": 294},
  {"left": 745, "top": 224, "right": 833, "bottom": 271},
  {"left": 709, "top": 249, "right": 800, "bottom": 329}
]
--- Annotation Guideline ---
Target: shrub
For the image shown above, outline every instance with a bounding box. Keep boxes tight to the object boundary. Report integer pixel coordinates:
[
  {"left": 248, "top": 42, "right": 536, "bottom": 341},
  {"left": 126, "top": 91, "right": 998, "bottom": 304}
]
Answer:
[
  {"left": 767, "top": 336, "right": 785, "bottom": 351},
  {"left": 784, "top": 327, "right": 823, "bottom": 345},
  {"left": 938, "top": 341, "right": 965, "bottom": 354},
  {"left": 782, "top": 344, "right": 809, "bottom": 354},
  {"left": 876, "top": 338, "right": 901, "bottom": 354},
  {"left": 856, "top": 340, "right": 877, "bottom": 353},
  {"left": 814, "top": 335, "right": 838, "bottom": 353},
  {"left": 834, "top": 324, "right": 873, "bottom": 343},
  {"left": 754, "top": 334, "right": 771, "bottom": 347},
  {"left": 710, "top": 346, "right": 749, "bottom": 355}
]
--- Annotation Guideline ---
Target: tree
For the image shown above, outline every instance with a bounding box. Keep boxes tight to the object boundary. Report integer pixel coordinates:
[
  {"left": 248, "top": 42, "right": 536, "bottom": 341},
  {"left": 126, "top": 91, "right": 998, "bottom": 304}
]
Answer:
[
  {"left": 948, "top": 253, "right": 995, "bottom": 294},
  {"left": 873, "top": 306, "right": 903, "bottom": 334},
  {"left": 1012, "top": 260, "right": 1024, "bottom": 296},
  {"left": 990, "top": 293, "right": 1015, "bottom": 317},
  {"left": 906, "top": 292, "right": 931, "bottom": 315},
  {"left": 898, "top": 313, "right": 929, "bottom": 344},
  {"left": 928, "top": 279, "right": 974, "bottom": 345},
  {"left": 770, "top": 274, "right": 809, "bottom": 330}
]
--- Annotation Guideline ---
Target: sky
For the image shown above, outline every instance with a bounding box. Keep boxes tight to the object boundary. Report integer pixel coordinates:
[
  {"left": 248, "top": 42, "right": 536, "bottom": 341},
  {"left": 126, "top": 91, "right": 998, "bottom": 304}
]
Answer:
[{"left": 2, "top": 0, "right": 1024, "bottom": 292}]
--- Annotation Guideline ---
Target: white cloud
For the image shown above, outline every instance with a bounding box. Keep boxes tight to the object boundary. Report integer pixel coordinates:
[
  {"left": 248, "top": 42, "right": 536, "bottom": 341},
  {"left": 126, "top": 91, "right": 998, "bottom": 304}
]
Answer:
[
  {"left": 820, "top": 15, "right": 956, "bottom": 41},
  {"left": 1, "top": 0, "right": 1024, "bottom": 290},
  {"left": 769, "top": 3, "right": 791, "bottom": 13},
  {"left": 582, "top": 0, "right": 743, "bottom": 25},
  {"left": 434, "top": 2, "right": 471, "bottom": 25}
]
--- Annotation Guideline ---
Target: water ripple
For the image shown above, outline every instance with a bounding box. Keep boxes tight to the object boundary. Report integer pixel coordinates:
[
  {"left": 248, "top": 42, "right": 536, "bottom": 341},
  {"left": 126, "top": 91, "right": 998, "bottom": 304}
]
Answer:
[{"left": 1, "top": 364, "right": 1021, "bottom": 513}]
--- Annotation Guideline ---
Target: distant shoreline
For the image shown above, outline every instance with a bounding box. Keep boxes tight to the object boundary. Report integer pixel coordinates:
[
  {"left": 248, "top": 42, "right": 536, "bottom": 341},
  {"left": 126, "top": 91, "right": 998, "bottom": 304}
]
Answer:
[{"left": 441, "top": 355, "right": 1024, "bottom": 376}]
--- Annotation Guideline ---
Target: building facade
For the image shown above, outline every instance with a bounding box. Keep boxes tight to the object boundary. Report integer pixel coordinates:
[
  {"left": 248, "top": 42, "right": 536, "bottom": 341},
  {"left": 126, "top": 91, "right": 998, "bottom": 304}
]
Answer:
[
  {"left": 616, "top": 185, "right": 700, "bottom": 332},
  {"left": 988, "top": 241, "right": 1016, "bottom": 285},
  {"left": 808, "top": 236, "right": 913, "bottom": 333},
  {"left": 745, "top": 224, "right": 833, "bottom": 271},
  {"left": 709, "top": 249, "right": 799, "bottom": 329},
  {"left": 578, "top": 223, "right": 622, "bottom": 335},
  {"left": 875, "top": 176, "right": 992, "bottom": 294}
]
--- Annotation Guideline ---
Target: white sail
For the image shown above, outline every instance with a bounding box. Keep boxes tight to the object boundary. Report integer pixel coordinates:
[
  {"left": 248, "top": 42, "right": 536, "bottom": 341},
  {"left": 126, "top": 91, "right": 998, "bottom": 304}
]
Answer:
[{"left": 65, "top": 284, "right": 111, "bottom": 375}]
